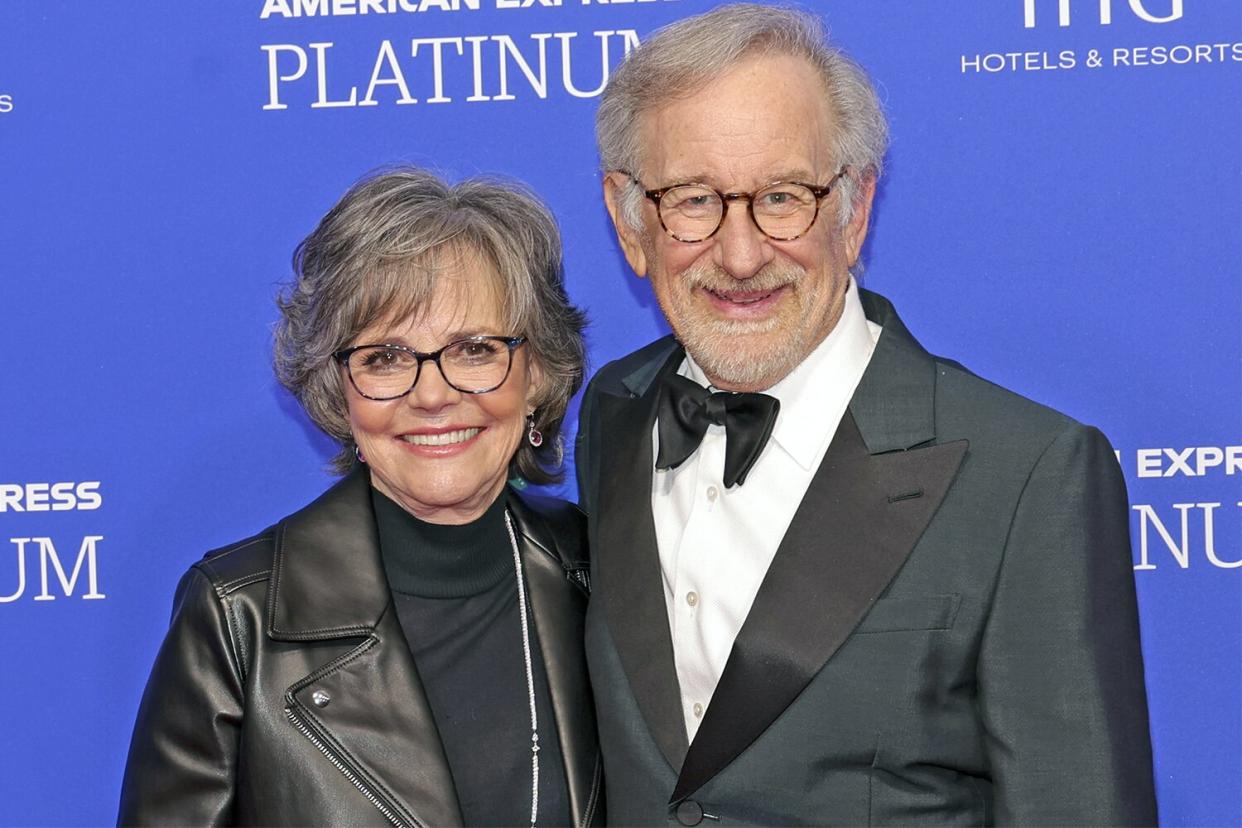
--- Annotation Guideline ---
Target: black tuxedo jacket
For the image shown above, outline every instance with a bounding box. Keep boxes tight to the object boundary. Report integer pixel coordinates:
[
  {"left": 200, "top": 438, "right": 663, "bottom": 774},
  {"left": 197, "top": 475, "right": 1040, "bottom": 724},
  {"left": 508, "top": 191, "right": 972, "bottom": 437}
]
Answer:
[{"left": 576, "top": 289, "right": 1156, "bottom": 826}]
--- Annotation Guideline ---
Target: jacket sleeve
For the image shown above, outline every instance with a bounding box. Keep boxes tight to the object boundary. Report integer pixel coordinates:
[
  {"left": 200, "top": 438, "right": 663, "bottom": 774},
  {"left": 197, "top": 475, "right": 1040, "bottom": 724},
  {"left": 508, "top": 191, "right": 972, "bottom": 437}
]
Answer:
[
  {"left": 977, "top": 423, "right": 1157, "bottom": 826},
  {"left": 117, "top": 565, "right": 245, "bottom": 826}
]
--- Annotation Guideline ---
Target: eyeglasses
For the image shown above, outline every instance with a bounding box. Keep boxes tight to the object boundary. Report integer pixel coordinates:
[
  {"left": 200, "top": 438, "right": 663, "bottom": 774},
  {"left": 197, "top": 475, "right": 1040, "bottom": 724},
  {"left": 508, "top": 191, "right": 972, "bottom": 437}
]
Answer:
[
  {"left": 634, "top": 168, "right": 849, "bottom": 243},
  {"left": 334, "top": 335, "right": 526, "bottom": 400}
]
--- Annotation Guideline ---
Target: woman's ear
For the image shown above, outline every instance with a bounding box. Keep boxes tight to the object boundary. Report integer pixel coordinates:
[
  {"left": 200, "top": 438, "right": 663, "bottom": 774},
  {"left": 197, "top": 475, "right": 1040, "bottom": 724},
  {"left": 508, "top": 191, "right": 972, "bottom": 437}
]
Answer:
[{"left": 524, "top": 353, "right": 547, "bottom": 417}]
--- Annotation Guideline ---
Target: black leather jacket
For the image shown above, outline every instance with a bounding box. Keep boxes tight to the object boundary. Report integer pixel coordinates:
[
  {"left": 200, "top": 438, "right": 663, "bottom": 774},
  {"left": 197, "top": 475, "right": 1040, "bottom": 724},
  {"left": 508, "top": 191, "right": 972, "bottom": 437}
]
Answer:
[{"left": 118, "top": 468, "right": 603, "bottom": 827}]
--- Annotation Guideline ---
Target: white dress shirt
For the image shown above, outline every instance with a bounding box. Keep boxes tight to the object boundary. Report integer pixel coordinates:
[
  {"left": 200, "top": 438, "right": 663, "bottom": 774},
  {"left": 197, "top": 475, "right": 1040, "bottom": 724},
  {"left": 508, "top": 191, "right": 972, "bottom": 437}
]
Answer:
[{"left": 651, "top": 279, "right": 881, "bottom": 741}]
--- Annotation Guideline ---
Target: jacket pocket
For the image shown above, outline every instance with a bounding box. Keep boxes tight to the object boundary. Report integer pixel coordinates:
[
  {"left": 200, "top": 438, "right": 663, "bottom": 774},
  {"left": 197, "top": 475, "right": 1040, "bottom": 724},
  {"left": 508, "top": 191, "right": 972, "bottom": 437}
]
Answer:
[{"left": 854, "top": 594, "right": 961, "bottom": 634}]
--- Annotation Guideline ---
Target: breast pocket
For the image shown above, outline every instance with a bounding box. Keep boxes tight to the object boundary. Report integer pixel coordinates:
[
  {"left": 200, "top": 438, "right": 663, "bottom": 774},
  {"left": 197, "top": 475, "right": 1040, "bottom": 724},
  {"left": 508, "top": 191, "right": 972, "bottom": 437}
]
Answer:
[{"left": 853, "top": 594, "right": 961, "bottom": 634}]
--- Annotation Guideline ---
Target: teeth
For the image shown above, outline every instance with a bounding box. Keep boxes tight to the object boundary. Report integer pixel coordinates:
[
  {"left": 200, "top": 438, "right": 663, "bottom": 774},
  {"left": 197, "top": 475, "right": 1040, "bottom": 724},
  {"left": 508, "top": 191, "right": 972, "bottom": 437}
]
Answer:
[
  {"left": 402, "top": 428, "right": 480, "bottom": 446},
  {"left": 711, "top": 289, "right": 773, "bottom": 304}
]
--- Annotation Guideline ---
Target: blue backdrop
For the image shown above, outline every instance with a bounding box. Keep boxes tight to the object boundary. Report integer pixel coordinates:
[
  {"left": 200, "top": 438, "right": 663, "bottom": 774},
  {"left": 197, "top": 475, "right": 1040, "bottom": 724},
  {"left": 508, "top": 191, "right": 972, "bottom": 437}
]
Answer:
[{"left": 1, "top": 1, "right": 1239, "bottom": 824}]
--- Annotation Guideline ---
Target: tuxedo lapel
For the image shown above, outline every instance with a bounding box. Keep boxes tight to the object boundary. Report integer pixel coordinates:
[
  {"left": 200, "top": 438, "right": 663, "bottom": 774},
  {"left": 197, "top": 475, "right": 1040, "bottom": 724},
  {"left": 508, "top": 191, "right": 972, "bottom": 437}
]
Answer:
[
  {"left": 671, "top": 293, "right": 969, "bottom": 802},
  {"left": 595, "top": 346, "right": 691, "bottom": 772},
  {"left": 672, "top": 412, "right": 967, "bottom": 801}
]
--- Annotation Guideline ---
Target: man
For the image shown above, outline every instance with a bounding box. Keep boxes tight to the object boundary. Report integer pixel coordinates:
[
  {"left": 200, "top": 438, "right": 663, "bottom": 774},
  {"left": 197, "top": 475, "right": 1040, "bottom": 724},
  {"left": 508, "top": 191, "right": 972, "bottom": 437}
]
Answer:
[{"left": 575, "top": 4, "right": 1157, "bottom": 825}]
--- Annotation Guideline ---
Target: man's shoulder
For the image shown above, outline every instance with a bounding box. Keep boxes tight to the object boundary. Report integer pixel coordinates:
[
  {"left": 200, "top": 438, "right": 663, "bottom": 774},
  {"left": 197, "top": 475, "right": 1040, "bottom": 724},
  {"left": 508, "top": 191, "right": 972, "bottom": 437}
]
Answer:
[
  {"left": 588, "top": 335, "right": 680, "bottom": 397},
  {"left": 925, "top": 352, "right": 1118, "bottom": 476},
  {"left": 935, "top": 357, "right": 1074, "bottom": 427},
  {"left": 863, "top": 288, "right": 1087, "bottom": 437}
]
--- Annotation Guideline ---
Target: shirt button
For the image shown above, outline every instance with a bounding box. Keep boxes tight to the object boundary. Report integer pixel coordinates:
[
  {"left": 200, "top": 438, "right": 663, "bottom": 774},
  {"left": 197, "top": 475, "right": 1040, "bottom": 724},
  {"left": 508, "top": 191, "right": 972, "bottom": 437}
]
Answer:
[
  {"left": 686, "top": 591, "right": 699, "bottom": 607},
  {"left": 705, "top": 485, "right": 719, "bottom": 502},
  {"left": 692, "top": 702, "right": 704, "bottom": 718}
]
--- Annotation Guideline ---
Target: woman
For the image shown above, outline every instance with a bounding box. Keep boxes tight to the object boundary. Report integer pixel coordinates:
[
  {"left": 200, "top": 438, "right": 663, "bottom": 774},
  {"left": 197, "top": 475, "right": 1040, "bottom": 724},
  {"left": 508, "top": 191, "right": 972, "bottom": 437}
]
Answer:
[{"left": 118, "top": 168, "right": 601, "bottom": 827}]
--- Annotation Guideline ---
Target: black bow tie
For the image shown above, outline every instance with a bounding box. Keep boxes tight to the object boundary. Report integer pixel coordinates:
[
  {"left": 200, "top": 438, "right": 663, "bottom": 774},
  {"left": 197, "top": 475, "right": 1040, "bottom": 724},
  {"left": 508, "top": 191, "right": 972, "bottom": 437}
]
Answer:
[{"left": 655, "top": 373, "right": 781, "bottom": 488}]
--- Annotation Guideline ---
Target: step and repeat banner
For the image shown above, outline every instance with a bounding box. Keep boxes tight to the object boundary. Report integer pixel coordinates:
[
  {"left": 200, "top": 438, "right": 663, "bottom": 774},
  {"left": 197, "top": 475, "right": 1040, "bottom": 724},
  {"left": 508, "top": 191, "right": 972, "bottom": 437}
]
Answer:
[{"left": 2, "top": 1, "right": 1239, "bottom": 824}]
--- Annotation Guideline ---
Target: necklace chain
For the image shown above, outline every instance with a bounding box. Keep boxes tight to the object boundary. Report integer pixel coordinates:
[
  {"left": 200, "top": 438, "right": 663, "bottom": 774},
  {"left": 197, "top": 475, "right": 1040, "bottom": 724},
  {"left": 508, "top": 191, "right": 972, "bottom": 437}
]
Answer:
[{"left": 504, "top": 511, "right": 539, "bottom": 828}]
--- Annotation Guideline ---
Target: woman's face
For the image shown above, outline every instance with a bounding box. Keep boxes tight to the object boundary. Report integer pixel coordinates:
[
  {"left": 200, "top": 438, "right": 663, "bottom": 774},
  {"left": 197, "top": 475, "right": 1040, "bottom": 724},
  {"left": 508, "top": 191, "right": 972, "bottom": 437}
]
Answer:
[{"left": 344, "top": 264, "right": 540, "bottom": 524}]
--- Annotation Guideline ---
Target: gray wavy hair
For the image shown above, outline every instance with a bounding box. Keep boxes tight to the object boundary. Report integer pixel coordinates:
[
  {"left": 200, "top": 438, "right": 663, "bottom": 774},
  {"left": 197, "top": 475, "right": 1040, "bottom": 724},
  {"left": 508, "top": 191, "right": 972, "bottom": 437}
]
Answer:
[
  {"left": 274, "top": 167, "right": 587, "bottom": 484},
  {"left": 596, "top": 3, "right": 888, "bottom": 230}
]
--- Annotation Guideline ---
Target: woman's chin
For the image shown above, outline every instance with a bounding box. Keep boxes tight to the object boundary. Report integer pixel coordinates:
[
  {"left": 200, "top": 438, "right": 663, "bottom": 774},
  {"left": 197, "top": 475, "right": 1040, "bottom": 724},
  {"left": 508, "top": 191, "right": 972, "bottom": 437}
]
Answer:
[{"left": 372, "top": 465, "right": 508, "bottom": 523}]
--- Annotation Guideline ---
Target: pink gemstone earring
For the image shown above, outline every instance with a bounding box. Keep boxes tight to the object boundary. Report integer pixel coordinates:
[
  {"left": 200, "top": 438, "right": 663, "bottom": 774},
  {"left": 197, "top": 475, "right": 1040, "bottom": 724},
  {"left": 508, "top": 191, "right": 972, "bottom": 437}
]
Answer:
[{"left": 527, "top": 416, "right": 543, "bottom": 448}]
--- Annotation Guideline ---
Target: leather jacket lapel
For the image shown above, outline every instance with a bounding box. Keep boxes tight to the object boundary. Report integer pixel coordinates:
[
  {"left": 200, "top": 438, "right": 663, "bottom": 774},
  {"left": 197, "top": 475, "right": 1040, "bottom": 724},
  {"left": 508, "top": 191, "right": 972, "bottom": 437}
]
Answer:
[
  {"left": 269, "top": 468, "right": 463, "bottom": 827},
  {"left": 285, "top": 609, "right": 464, "bottom": 827},
  {"left": 268, "top": 468, "right": 389, "bottom": 639},
  {"left": 595, "top": 347, "right": 691, "bottom": 773},
  {"left": 510, "top": 494, "right": 603, "bottom": 827}
]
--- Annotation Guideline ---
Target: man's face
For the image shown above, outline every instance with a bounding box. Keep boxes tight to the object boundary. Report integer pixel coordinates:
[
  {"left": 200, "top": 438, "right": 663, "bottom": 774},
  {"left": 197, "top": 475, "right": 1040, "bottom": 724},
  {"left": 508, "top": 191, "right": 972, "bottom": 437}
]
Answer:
[{"left": 605, "top": 53, "right": 875, "bottom": 392}]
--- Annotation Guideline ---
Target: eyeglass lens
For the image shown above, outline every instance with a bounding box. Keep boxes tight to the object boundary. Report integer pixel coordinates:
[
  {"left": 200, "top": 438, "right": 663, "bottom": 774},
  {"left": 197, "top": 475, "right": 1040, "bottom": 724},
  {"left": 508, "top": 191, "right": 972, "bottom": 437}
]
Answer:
[
  {"left": 659, "top": 182, "right": 820, "bottom": 242},
  {"left": 345, "top": 338, "right": 514, "bottom": 398}
]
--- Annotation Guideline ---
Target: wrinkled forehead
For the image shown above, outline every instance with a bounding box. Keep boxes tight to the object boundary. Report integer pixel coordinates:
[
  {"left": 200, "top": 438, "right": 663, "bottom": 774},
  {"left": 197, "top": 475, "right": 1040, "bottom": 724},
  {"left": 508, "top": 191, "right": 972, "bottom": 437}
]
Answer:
[{"left": 637, "top": 54, "right": 836, "bottom": 186}]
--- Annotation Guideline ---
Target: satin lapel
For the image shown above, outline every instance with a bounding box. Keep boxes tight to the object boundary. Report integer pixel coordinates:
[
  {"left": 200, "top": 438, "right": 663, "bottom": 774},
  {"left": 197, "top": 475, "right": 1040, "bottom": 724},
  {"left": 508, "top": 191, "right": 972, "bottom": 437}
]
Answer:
[
  {"left": 672, "top": 412, "right": 967, "bottom": 802},
  {"left": 515, "top": 503, "right": 600, "bottom": 827},
  {"left": 596, "top": 370, "right": 691, "bottom": 772},
  {"left": 286, "top": 607, "right": 463, "bottom": 827}
]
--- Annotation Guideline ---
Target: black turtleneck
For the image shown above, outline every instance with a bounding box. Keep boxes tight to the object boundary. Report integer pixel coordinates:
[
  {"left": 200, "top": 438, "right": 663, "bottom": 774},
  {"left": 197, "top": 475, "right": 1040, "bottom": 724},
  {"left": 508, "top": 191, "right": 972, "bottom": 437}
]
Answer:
[{"left": 371, "top": 487, "right": 570, "bottom": 828}]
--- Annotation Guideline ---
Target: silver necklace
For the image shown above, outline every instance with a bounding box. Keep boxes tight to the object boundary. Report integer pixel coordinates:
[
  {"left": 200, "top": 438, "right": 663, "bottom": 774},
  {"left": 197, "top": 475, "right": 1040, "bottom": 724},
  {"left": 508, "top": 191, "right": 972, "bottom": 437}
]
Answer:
[{"left": 504, "top": 511, "right": 539, "bottom": 827}]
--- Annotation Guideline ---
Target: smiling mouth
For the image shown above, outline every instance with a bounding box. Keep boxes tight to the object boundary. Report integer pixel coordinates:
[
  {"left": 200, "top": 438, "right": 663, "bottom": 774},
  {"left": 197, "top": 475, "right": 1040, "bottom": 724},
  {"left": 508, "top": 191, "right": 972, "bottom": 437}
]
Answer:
[
  {"left": 400, "top": 428, "right": 481, "bottom": 446},
  {"left": 706, "top": 287, "right": 782, "bottom": 305}
]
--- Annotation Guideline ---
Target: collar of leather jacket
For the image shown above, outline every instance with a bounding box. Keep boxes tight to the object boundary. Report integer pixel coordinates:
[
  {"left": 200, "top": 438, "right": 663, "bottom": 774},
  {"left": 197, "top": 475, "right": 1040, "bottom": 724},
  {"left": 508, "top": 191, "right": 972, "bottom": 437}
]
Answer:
[{"left": 266, "top": 466, "right": 587, "bottom": 641}]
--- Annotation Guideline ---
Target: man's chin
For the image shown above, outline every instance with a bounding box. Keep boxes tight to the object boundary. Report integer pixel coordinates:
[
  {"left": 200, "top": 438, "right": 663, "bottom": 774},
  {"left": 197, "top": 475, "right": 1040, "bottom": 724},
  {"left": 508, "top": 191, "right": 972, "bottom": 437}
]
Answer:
[
  {"left": 685, "top": 337, "right": 802, "bottom": 392},
  {"left": 697, "top": 311, "right": 784, "bottom": 338}
]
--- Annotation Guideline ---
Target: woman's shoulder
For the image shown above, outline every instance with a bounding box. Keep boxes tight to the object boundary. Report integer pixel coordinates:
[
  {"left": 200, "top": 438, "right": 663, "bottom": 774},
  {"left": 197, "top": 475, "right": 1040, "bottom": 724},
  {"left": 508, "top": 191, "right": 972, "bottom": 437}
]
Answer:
[
  {"left": 511, "top": 489, "right": 584, "bottom": 524},
  {"left": 190, "top": 469, "right": 372, "bottom": 595},
  {"left": 191, "top": 526, "right": 280, "bottom": 597},
  {"left": 508, "top": 489, "right": 589, "bottom": 577}
]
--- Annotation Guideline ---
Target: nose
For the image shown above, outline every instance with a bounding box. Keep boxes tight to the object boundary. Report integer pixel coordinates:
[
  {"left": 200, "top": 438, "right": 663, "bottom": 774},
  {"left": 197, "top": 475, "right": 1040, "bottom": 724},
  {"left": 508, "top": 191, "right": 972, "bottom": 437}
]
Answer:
[
  {"left": 712, "top": 199, "right": 773, "bottom": 280},
  {"left": 406, "top": 360, "right": 462, "bottom": 413}
]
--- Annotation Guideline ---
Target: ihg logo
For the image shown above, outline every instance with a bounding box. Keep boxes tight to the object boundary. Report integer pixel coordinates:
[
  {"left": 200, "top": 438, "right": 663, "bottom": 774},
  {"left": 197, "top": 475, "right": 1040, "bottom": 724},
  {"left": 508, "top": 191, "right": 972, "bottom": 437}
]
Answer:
[{"left": 1024, "top": 0, "right": 1184, "bottom": 27}]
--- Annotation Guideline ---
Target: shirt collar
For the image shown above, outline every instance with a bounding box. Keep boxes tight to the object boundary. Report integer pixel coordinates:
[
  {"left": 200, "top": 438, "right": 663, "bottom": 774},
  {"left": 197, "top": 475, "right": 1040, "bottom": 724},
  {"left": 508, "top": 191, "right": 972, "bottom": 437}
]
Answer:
[{"left": 683, "top": 277, "right": 879, "bottom": 471}]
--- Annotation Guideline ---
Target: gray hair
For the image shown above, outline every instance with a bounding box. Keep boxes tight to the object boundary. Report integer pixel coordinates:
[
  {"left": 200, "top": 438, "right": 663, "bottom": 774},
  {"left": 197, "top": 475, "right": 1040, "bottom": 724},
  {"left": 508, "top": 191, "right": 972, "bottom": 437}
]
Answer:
[
  {"left": 274, "top": 167, "right": 587, "bottom": 484},
  {"left": 596, "top": 3, "right": 888, "bottom": 230}
]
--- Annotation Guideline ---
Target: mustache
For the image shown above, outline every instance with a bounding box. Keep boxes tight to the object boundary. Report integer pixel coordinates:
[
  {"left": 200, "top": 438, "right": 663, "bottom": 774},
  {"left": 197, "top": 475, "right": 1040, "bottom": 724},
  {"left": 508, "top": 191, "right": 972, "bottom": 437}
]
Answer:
[{"left": 682, "top": 260, "right": 805, "bottom": 294}]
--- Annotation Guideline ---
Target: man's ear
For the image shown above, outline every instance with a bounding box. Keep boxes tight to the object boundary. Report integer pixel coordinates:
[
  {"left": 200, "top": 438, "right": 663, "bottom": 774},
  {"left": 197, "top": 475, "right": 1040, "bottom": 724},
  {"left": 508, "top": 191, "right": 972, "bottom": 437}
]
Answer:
[
  {"left": 602, "top": 171, "right": 649, "bottom": 278},
  {"left": 843, "top": 173, "right": 877, "bottom": 267}
]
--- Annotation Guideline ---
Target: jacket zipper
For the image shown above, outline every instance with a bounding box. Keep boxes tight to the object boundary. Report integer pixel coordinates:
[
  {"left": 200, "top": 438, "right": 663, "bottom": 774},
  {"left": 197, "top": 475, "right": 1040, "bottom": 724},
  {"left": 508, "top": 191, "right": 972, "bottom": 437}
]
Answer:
[
  {"left": 285, "top": 706, "right": 412, "bottom": 828},
  {"left": 579, "top": 754, "right": 603, "bottom": 828}
]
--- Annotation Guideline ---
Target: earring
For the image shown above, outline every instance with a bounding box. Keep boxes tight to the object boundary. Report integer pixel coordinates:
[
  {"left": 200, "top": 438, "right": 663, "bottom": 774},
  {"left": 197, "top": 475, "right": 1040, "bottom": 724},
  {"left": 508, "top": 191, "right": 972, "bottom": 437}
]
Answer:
[
  {"left": 526, "top": 416, "right": 544, "bottom": 448},
  {"left": 354, "top": 445, "right": 366, "bottom": 463}
]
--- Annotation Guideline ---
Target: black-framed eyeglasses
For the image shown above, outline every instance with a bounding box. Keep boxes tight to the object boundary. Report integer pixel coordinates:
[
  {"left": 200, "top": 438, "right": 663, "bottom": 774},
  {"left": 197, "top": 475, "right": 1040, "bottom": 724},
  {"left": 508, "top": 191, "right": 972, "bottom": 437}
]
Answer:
[
  {"left": 334, "top": 335, "right": 527, "bottom": 400},
  {"left": 632, "top": 168, "right": 849, "bottom": 243}
]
